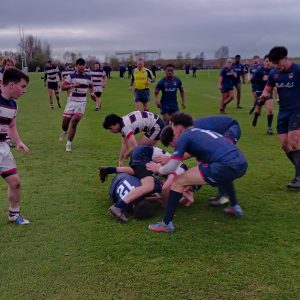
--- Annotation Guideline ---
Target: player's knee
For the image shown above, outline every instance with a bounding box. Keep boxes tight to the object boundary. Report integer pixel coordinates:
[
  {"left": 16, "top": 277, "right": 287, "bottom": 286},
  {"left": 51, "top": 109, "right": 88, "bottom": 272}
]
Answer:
[{"left": 8, "top": 177, "right": 21, "bottom": 190}]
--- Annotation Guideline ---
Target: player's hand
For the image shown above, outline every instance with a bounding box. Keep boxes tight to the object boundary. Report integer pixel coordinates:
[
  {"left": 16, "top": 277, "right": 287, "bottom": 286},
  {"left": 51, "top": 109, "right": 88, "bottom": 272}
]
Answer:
[
  {"left": 154, "top": 100, "right": 161, "bottom": 108},
  {"left": 118, "top": 160, "right": 124, "bottom": 167},
  {"left": 182, "top": 102, "right": 186, "bottom": 109},
  {"left": 16, "top": 142, "right": 30, "bottom": 154},
  {"left": 146, "top": 162, "right": 161, "bottom": 173},
  {"left": 91, "top": 93, "right": 96, "bottom": 101},
  {"left": 153, "top": 155, "right": 170, "bottom": 165},
  {"left": 129, "top": 86, "right": 133, "bottom": 91}
]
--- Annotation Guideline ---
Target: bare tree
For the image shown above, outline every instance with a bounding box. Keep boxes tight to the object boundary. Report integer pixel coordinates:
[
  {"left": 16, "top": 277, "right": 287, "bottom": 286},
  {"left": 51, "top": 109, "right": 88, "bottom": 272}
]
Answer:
[
  {"left": 18, "top": 34, "right": 52, "bottom": 70},
  {"left": 215, "top": 46, "right": 229, "bottom": 67}
]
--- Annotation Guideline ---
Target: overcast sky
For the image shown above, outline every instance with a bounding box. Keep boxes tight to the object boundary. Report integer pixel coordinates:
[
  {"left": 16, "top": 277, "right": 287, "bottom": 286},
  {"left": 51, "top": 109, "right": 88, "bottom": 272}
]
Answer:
[{"left": 1, "top": 0, "right": 300, "bottom": 61}]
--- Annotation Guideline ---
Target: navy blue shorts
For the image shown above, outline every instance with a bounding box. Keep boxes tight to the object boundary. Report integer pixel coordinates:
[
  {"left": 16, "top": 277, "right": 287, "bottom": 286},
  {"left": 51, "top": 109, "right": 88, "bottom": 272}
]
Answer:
[
  {"left": 277, "top": 108, "right": 300, "bottom": 134},
  {"left": 233, "top": 81, "right": 241, "bottom": 89},
  {"left": 221, "top": 87, "right": 233, "bottom": 93},
  {"left": 134, "top": 89, "right": 150, "bottom": 103},
  {"left": 160, "top": 105, "right": 179, "bottom": 116},
  {"left": 198, "top": 154, "right": 248, "bottom": 187},
  {"left": 47, "top": 82, "right": 59, "bottom": 91}
]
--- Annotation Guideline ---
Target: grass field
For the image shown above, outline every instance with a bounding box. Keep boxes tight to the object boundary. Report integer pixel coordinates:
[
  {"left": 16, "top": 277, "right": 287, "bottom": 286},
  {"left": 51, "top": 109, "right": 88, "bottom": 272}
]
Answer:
[{"left": 0, "top": 70, "right": 299, "bottom": 299}]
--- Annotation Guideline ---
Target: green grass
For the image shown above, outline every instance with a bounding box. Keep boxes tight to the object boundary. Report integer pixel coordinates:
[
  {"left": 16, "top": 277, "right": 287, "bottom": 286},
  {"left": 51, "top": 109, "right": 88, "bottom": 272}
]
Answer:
[{"left": 0, "top": 70, "right": 299, "bottom": 299}]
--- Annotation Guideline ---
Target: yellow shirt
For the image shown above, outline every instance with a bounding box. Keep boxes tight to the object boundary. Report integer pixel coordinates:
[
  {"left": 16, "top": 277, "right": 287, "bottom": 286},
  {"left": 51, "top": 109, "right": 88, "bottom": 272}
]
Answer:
[{"left": 131, "top": 68, "right": 154, "bottom": 90}]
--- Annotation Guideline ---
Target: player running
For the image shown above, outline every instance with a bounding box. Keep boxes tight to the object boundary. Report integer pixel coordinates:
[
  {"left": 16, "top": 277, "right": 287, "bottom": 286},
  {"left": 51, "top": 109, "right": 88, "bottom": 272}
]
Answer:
[
  {"left": 59, "top": 58, "right": 95, "bottom": 152},
  {"left": 44, "top": 60, "right": 62, "bottom": 111},
  {"left": 90, "top": 62, "right": 107, "bottom": 111}
]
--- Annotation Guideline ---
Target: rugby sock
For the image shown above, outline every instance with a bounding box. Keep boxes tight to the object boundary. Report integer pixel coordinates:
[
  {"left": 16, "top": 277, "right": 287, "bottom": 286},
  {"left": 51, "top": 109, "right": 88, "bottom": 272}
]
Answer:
[
  {"left": 292, "top": 150, "right": 300, "bottom": 176},
  {"left": 115, "top": 200, "right": 129, "bottom": 211},
  {"left": 105, "top": 167, "right": 117, "bottom": 174},
  {"left": 163, "top": 190, "right": 182, "bottom": 225},
  {"left": 62, "top": 125, "right": 68, "bottom": 132},
  {"left": 267, "top": 114, "right": 273, "bottom": 127},
  {"left": 220, "top": 182, "right": 237, "bottom": 207},
  {"left": 9, "top": 207, "right": 20, "bottom": 217},
  {"left": 286, "top": 151, "right": 294, "bottom": 165},
  {"left": 252, "top": 112, "right": 260, "bottom": 127}
]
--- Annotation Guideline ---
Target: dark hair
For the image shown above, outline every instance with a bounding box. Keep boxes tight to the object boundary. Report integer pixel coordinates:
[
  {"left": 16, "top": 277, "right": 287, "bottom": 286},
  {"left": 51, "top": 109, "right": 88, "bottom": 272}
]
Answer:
[
  {"left": 264, "top": 54, "right": 270, "bottom": 60},
  {"left": 76, "top": 58, "right": 86, "bottom": 65},
  {"left": 235, "top": 54, "right": 241, "bottom": 59},
  {"left": 46, "top": 60, "right": 51, "bottom": 64},
  {"left": 133, "top": 199, "right": 155, "bottom": 220},
  {"left": 165, "top": 64, "right": 175, "bottom": 69},
  {"left": 2, "top": 68, "right": 29, "bottom": 85},
  {"left": 171, "top": 112, "right": 194, "bottom": 128},
  {"left": 269, "top": 46, "right": 288, "bottom": 63},
  {"left": 253, "top": 55, "right": 260, "bottom": 59},
  {"left": 103, "top": 114, "right": 122, "bottom": 129},
  {"left": 160, "top": 126, "right": 174, "bottom": 147}
]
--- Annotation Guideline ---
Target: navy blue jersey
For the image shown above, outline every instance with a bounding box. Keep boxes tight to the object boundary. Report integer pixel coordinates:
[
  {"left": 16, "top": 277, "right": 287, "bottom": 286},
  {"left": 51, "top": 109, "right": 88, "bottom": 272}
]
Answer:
[
  {"left": 252, "top": 66, "right": 273, "bottom": 92},
  {"left": 155, "top": 76, "right": 182, "bottom": 107},
  {"left": 220, "top": 67, "right": 235, "bottom": 89},
  {"left": 172, "top": 128, "right": 239, "bottom": 163},
  {"left": 130, "top": 146, "right": 154, "bottom": 167},
  {"left": 267, "top": 63, "right": 300, "bottom": 111},
  {"left": 194, "top": 116, "right": 237, "bottom": 134},
  {"left": 250, "top": 63, "right": 262, "bottom": 91},
  {"left": 109, "top": 173, "right": 162, "bottom": 203},
  {"left": 232, "top": 63, "right": 244, "bottom": 83}
]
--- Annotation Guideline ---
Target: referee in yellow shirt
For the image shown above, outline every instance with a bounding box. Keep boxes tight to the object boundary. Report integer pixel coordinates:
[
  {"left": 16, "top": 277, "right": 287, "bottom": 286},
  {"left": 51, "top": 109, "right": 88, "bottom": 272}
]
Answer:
[{"left": 129, "top": 58, "right": 155, "bottom": 111}]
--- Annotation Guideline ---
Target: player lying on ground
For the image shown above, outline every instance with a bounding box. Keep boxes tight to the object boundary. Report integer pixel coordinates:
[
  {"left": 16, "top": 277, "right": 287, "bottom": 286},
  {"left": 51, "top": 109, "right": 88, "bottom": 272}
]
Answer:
[{"left": 99, "top": 145, "right": 194, "bottom": 223}]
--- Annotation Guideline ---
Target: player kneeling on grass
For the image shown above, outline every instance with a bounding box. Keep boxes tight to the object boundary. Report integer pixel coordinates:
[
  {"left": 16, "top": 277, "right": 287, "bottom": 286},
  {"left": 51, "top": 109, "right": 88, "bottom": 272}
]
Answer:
[
  {"left": 0, "top": 68, "right": 30, "bottom": 224},
  {"left": 146, "top": 113, "right": 248, "bottom": 233},
  {"left": 99, "top": 145, "right": 193, "bottom": 223}
]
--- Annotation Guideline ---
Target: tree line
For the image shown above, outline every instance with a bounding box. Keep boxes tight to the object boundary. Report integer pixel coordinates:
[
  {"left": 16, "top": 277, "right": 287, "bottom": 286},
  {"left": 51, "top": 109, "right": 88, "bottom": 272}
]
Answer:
[{"left": 0, "top": 33, "right": 231, "bottom": 71}]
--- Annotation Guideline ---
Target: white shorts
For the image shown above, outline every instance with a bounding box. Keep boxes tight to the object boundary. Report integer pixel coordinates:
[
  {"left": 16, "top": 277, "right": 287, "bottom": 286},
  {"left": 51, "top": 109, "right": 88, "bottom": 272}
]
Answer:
[
  {"left": 0, "top": 143, "right": 17, "bottom": 177},
  {"left": 63, "top": 101, "right": 87, "bottom": 118},
  {"left": 93, "top": 86, "right": 103, "bottom": 93}
]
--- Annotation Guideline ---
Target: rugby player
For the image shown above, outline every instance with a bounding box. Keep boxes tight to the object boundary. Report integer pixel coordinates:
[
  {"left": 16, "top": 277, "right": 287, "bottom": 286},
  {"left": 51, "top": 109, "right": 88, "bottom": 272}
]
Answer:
[
  {"left": 102, "top": 111, "right": 165, "bottom": 166},
  {"left": 154, "top": 64, "right": 186, "bottom": 124},
  {"left": 232, "top": 55, "right": 245, "bottom": 109},
  {"left": 90, "top": 62, "right": 107, "bottom": 111},
  {"left": 0, "top": 68, "right": 30, "bottom": 224},
  {"left": 146, "top": 113, "right": 248, "bottom": 233},
  {"left": 251, "top": 55, "right": 274, "bottom": 135},
  {"left": 59, "top": 58, "right": 95, "bottom": 152},
  {"left": 100, "top": 145, "right": 192, "bottom": 222},
  {"left": 260, "top": 46, "right": 300, "bottom": 189},
  {"left": 44, "top": 60, "right": 62, "bottom": 111},
  {"left": 218, "top": 58, "right": 236, "bottom": 114}
]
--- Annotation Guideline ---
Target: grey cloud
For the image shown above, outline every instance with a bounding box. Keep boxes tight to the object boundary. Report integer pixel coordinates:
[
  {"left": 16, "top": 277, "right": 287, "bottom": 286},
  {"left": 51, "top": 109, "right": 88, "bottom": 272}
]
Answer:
[{"left": 1, "top": 0, "right": 300, "bottom": 59}]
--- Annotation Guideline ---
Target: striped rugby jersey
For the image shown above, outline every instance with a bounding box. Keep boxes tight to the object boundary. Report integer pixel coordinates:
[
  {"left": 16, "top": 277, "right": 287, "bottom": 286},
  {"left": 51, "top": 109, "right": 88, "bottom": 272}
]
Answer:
[
  {"left": 61, "top": 69, "right": 74, "bottom": 79},
  {"left": 121, "top": 111, "right": 159, "bottom": 138},
  {"left": 65, "top": 72, "right": 92, "bottom": 102},
  {"left": 90, "top": 69, "right": 106, "bottom": 87},
  {"left": 44, "top": 65, "right": 60, "bottom": 83},
  {"left": 0, "top": 94, "right": 17, "bottom": 142}
]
